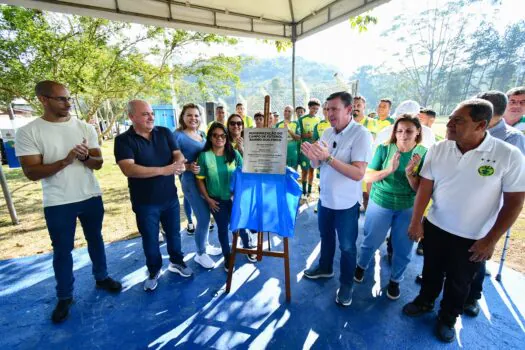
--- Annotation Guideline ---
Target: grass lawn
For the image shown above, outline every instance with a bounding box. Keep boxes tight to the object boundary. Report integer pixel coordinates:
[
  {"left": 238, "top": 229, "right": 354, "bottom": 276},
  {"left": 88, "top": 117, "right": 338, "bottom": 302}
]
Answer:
[{"left": 1, "top": 134, "right": 524, "bottom": 273}]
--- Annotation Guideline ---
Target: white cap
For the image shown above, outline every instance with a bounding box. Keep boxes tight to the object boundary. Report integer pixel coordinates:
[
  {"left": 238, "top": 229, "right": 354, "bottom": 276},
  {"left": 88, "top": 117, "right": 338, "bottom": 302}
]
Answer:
[{"left": 394, "top": 100, "right": 420, "bottom": 118}]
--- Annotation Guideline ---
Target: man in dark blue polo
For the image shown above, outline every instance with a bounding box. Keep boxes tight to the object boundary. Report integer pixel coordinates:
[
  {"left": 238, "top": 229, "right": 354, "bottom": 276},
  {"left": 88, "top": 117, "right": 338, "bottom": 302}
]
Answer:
[{"left": 115, "top": 99, "right": 192, "bottom": 291}]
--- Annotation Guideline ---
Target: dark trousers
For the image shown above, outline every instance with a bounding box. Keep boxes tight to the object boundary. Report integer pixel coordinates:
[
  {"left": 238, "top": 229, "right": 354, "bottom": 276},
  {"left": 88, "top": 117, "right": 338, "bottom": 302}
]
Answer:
[
  {"left": 318, "top": 201, "right": 360, "bottom": 286},
  {"left": 44, "top": 196, "right": 108, "bottom": 300},
  {"left": 210, "top": 198, "right": 250, "bottom": 260},
  {"left": 467, "top": 261, "right": 486, "bottom": 301},
  {"left": 416, "top": 219, "right": 481, "bottom": 326},
  {"left": 133, "top": 198, "right": 184, "bottom": 275}
]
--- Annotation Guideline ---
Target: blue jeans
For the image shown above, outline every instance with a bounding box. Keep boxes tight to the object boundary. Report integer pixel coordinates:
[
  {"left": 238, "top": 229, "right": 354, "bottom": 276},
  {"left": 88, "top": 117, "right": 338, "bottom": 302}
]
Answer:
[
  {"left": 132, "top": 198, "right": 184, "bottom": 275},
  {"left": 182, "top": 177, "right": 210, "bottom": 255},
  {"left": 210, "top": 198, "right": 250, "bottom": 259},
  {"left": 44, "top": 196, "right": 108, "bottom": 300},
  {"left": 183, "top": 197, "right": 193, "bottom": 225},
  {"left": 358, "top": 200, "right": 414, "bottom": 282},
  {"left": 318, "top": 201, "right": 360, "bottom": 286}
]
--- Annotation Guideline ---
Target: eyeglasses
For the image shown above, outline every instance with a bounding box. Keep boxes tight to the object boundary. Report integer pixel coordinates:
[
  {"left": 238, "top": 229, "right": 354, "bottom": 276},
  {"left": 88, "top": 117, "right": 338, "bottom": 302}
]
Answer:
[
  {"left": 212, "top": 133, "right": 226, "bottom": 139},
  {"left": 43, "top": 95, "right": 73, "bottom": 104},
  {"left": 229, "top": 121, "right": 243, "bottom": 127}
]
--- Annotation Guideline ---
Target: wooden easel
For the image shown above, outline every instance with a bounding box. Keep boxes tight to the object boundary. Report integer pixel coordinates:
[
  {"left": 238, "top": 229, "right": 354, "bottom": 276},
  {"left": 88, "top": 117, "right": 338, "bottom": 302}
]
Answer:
[{"left": 224, "top": 96, "right": 292, "bottom": 302}]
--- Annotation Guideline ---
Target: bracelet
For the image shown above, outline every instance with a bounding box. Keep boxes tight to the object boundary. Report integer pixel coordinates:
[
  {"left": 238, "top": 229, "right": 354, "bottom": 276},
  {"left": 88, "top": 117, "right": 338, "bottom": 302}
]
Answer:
[{"left": 80, "top": 154, "right": 90, "bottom": 162}]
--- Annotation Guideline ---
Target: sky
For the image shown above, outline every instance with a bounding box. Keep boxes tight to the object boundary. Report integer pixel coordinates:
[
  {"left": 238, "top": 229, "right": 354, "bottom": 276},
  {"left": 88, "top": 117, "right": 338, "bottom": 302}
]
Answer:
[{"left": 198, "top": 0, "right": 523, "bottom": 79}]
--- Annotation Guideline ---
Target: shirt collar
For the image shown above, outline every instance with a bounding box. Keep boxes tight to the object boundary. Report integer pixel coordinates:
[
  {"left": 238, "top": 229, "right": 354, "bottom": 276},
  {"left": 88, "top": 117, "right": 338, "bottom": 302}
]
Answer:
[
  {"left": 489, "top": 118, "right": 506, "bottom": 133},
  {"left": 448, "top": 132, "right": 495, "bottom": 153},
  {"left": 128, "top": 125, "right": 158, "bottom": 139},
  {"left": 335, "top": 118, "right": 355, "bottom": 135}
]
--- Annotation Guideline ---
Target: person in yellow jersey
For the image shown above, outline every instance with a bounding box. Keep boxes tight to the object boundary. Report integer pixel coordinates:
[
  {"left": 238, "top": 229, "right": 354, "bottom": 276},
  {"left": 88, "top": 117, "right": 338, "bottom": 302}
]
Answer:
[
  {"left": 312, "top": 102, "right": 331, "bottom": 212},
  {"left": 353, "top": 96, "right": 377, "bottom": 210},
  {"left": 353, "top": 96, "right": 377, "bottom": 136},
  {"left": 298, "top": 98, "right": 322, "bottom": 198},
  {"left": 296, "top": 106, "right": 306, "bottom": 119},
  {"left": 376, "top": 98, "right": 395, "bottom": 132},
  {"left": 236, "top": 102, "right": 254, "bottom": 128},
  {"left": 207, "top": 105, "right": 226, "bottom": 131},
  {"left": 276, "top": 105, "right": 301, "bottom": 169}
]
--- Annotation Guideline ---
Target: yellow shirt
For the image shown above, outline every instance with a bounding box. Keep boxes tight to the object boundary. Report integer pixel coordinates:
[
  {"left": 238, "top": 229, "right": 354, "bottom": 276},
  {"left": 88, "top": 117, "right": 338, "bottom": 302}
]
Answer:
[
  {"left": 357, "top": 116, "right": 377, "bottom": 135},
  {"left": 376, "top": 117, "right": 395, "bottom": 132},
  {"left": 242, "top": 115, "right": 254, "bottom": 128},
  {"left": 299, "top": 114, "right": 321, "bottom": 142},
  {"left": 314, "top": 120, "right": 331, "bottom": 141}
]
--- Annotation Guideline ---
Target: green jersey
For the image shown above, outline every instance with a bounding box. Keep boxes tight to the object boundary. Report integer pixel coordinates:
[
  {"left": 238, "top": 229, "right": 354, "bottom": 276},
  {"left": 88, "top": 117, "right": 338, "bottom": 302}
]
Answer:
[{"left": 368, "top": 143, "right": 427, "bottom": 210}]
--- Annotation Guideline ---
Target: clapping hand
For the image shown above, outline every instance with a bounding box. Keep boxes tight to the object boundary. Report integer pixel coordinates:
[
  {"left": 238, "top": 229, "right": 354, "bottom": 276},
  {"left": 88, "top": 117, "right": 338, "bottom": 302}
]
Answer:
[
  {"left": 389, "top": 152, "right": 401, "bottom": 173},
  {"left": 405, "top": 154, "right": 422, "bottom": 176}
]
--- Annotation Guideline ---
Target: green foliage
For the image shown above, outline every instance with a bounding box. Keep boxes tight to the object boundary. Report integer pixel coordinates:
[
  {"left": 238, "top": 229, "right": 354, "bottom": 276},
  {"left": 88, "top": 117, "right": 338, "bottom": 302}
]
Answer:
[
  {"left": 0, "top": 5, "right": 241, "bottom": 135},
  {"left": 369, "top": 0, "right": 525, "bottom": 113},
  {"left": 349, "top": 14, "right": 378, "bottom": 33}
]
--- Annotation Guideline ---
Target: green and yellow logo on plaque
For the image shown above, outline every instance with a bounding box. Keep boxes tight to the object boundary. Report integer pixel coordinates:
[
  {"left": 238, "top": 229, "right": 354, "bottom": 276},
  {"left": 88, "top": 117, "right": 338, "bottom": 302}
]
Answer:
[{"left": 478, "top": 165, "right": 495, "bottom": 177}]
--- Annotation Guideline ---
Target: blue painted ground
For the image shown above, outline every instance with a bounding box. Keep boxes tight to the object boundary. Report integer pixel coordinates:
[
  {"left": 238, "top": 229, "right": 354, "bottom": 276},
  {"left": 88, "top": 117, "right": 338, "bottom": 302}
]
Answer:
[{"left": 1, "top": 204, "right": 524, "bottom": 349}]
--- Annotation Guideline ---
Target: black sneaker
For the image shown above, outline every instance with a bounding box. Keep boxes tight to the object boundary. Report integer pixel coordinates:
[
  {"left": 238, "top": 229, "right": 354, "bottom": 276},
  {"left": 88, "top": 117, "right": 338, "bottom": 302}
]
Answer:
[
  {"left": 415, "top": 273, "right": 423, "bottom": 285},
  {"left": 463, "top": 299, "right": 480, "bottom": 317},
  {"left": 402, "top": 299, "right": 434, "bottom": 317},
  {"left": 96, "top": 277, "right": 122, "bottom": 293},
  {"left": 435, "top": 318, "right": 455, "bottom": 343},
  {"left": 303, "top": 265, "right": 334, "bottom": 279},
  {"left": 51, "top": 298, "right": 73, "bottom": 324},
  {"left": 187, "top": 223, "right": 195, "bottom": 235},
  {"left": 354, "top": 266, "right": 365, "bottom": 283},
  {"left": 246, "top": 254, "right": 258, "bottom": 263},
  {"left": 386, "top": 280, "right": 400, "bottom": 300}
]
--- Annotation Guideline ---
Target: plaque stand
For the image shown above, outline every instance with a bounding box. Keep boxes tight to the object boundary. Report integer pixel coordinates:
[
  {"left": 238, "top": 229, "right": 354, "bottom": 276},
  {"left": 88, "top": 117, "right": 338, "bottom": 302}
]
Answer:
[{"left": 224, "top": 95, "right": 292, "bottom": 302}]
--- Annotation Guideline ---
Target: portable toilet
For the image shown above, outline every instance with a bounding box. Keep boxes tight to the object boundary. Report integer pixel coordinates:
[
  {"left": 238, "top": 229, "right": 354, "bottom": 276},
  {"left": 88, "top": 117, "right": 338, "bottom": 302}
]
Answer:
[
  {"left": 0, "top": 128, "right": 19, "bottom": 168},
  {"left": 0, "top": 117, "right": 35, "bottom": 168},
  {"left": 152, "top": 104, "right": 177, "bottom": 131}
]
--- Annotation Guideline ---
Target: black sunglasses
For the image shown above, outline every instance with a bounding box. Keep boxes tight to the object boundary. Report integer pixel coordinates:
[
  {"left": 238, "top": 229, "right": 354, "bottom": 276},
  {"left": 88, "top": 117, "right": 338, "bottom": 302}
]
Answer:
[{"left": 229, "top": 121, "right": 243, "bottom": 127}]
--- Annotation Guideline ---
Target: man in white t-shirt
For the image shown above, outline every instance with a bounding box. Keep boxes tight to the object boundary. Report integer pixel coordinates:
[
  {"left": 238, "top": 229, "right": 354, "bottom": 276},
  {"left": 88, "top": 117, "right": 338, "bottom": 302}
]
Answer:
[
  {"left": 301, "top": 91, "right": 373, "bottom": 307},
  {"left": 15, "top": 81, "right": 122, "bottom": 324},
  {"left": 402, "top": 99, "right": 525, "bottom": 343}
]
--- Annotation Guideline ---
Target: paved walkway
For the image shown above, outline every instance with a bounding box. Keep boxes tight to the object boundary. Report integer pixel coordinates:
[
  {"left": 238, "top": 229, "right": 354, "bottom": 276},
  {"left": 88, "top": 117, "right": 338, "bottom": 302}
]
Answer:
[{"left": 1, "top": 204, "right": 524, "bottom": 349}]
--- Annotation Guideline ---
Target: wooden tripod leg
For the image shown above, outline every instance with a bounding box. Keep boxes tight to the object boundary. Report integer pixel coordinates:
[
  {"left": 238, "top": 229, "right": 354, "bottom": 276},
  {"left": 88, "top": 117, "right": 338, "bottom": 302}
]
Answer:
[
  {"left": 225, "top": 231, "right": 240, "bottom": 294},
  {"left": 256, "top": 231, "right": 264, "bottom": 261},
  {"left": 283, "top": 237, "right": 291, "bottom": 302}
]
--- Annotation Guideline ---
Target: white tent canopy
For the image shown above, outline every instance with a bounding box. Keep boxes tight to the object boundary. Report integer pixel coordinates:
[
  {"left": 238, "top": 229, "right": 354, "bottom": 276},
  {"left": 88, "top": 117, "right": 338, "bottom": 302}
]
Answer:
[
  {"left": 1, "top": 0, "right": 390, "bottom": 41},
  {"left": 1, "top": 0, "right": 390, "bottom": 106}
]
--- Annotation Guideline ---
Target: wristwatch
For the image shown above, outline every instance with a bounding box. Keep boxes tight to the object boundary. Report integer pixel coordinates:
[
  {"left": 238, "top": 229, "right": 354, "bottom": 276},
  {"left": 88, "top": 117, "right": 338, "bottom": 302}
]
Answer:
[{"left": 326, "top": 155, "right": 334, "bottom": 164}]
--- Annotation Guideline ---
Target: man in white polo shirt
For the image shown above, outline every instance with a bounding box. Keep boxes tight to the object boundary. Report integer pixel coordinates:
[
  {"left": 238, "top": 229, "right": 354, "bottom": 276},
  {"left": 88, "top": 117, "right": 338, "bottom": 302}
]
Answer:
[
  {"left": 403, "top": 99, "right": 525, "bottom": 343},
  {"left": 301, "top": 91, "right": 373, "bottom": 307},
  {"left": 15, "top": 81, "right": 122, "bottom": 324}
]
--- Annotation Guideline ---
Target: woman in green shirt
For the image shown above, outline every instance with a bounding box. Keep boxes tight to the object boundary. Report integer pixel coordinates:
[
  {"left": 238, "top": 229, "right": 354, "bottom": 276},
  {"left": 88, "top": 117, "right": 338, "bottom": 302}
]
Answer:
[
  {"left": 355, "top": 115, "right": 427, "bottom": 300},
  {"left": 196, "top": 123, "right": 255, "bottom": 271}
]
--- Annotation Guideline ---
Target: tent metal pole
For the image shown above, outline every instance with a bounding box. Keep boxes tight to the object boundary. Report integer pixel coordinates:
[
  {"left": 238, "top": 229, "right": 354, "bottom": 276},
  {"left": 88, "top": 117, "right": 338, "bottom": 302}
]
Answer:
[{"left": 291, "top": 25, "right": 297, "bottom": 114}]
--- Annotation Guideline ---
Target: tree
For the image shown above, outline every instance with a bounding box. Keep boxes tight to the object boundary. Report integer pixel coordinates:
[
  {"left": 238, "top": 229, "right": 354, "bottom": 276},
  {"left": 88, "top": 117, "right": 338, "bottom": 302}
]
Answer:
[{"left": 0, "top": 6, "right": 243, "bottom": 137}]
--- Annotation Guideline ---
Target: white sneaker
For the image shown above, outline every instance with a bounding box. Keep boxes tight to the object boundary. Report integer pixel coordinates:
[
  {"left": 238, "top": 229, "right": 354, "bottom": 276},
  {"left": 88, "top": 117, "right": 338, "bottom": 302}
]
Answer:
[
  {"left": 144, "top": 271, "right": 160, "bottom": 291},
  {"left": 206, "top": 245, "right": 222, "bottom": 256},
  {"left": 194, "top": 253, "right": 215, "bottom": 269}
]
